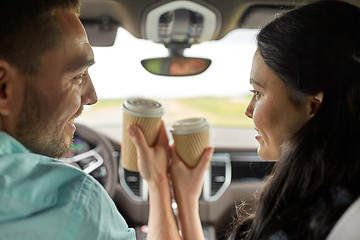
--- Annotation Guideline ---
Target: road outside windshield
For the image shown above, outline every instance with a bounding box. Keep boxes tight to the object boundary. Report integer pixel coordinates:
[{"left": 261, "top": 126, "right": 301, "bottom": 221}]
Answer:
[{"left": 76, "top": 28, "right": 259, "bottom": 149}]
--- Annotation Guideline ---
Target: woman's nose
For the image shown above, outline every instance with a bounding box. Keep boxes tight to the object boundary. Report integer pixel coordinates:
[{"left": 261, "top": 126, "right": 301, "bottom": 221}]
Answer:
[{"left": 245, "top": 104, "right": 253, "bottom": 119}]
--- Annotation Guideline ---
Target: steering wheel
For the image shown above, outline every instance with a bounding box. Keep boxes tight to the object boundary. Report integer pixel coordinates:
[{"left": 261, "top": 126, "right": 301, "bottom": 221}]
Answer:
[{"left": 63, "top": 123, "right": 118, "bottom": 198}]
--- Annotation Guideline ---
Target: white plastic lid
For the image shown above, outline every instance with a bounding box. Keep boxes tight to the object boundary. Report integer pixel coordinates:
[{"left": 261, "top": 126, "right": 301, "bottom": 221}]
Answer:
[
  {"left": 171, "top": 117, "right": 210, "bottom": 134},
  {"left": 122, "top": 98, "right": 164, "bottom": 118}
]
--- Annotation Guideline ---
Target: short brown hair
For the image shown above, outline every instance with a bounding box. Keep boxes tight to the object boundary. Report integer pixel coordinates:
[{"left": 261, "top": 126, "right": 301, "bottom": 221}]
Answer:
[{"left": 0, "top": 0, "right": 80, "bottom": 75}]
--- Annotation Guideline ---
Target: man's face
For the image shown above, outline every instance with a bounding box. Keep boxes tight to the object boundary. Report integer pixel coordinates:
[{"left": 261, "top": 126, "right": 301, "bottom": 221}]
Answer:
[{"left": 14, "top": 11, "right": 97, "bottom": 158}]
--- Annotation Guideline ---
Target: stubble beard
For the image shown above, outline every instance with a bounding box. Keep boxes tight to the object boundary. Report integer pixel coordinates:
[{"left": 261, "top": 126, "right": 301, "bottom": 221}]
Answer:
[{"left": 14, "top": 84, "right": 74, "bottom": 159}]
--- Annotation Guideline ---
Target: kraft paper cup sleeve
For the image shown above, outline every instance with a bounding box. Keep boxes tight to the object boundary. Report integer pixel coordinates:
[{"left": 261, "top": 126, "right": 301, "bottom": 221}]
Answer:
[
  {"left": 121, "top": 98, "right": 163, "bottom": 172},
  {"left": 171, "top": 118, "right": 210, "bottom": 168},
  {"left": 172, "top": 129, "right": 210, "bottom": 168}
]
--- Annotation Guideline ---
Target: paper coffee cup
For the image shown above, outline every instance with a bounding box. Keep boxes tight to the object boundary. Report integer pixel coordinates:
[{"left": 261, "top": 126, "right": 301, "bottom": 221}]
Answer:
[
  {"left": 171, "top": 117, "right": 210, "bottom": 168},
  {"left": 121, "top": 98, "right": 164, "bottom": 172}
]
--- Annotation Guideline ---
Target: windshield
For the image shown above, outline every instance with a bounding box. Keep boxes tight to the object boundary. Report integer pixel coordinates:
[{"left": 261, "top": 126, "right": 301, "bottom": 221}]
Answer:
[{"left": 76, "top": 27, "right": 259, "bottom": 149}]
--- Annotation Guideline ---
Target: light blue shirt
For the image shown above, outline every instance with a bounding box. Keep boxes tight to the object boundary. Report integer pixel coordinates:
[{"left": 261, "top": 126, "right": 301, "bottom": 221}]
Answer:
[{"left": 0, "top": 131, "right": 136, "bottom": 240}]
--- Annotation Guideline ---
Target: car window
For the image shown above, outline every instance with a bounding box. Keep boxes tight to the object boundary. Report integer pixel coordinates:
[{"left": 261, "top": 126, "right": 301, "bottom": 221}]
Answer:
[{"left": 76, "top": 27, "right": 259, "bottom": 149}]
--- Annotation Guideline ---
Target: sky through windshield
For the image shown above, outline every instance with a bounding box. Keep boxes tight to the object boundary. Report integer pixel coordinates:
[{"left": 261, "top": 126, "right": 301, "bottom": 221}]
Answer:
[{"left": 89, "top": 28, "right": 258, "bottom": 100}]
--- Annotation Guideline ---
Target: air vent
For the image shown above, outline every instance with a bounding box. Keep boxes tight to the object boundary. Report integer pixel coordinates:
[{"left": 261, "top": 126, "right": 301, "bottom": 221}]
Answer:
[
  {"left": 119, "top": 153, "right": 230, "bottom": 202},
  {"left": 119, "top": 167, "right": 148, "bottom": 202},
  {"left": 124, "top": 170, "right": 141, "bottom": 196},
  {"left": 203, "top": 153, "right": 231, "bottom": 201},
  {"left": 211, "top": 163, "right": 226, "bottom": 196}
]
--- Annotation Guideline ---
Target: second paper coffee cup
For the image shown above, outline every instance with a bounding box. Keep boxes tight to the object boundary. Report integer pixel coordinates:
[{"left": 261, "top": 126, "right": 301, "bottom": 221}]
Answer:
[
  {"left": 171, "top": 117, "right": 210, "bottom": 168},
  {"left": 121, "top": 98, "right": 164, "bottom": 172}
]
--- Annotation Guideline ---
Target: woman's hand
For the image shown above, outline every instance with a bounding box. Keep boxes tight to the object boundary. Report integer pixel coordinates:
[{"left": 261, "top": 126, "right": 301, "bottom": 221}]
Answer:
[
  {"left": 169, "top": 145, "right": 214, "bottom": 240},
  {"left": 170, "top": 145, "right": 214, "bottom": 205}
]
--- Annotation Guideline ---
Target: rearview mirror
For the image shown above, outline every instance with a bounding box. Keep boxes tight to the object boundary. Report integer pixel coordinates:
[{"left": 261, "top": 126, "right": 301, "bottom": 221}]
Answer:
[{"left": 141, "top": 57, "right": 211, "bottom": 76}]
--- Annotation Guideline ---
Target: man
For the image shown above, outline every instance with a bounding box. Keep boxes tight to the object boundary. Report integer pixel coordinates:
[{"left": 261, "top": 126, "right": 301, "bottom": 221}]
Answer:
[
  {"left": 0, "top": 1, "right": 135, "bottom": 239},
  {"left": 0, "top": 1, "right": 211, "bottom": 239}
]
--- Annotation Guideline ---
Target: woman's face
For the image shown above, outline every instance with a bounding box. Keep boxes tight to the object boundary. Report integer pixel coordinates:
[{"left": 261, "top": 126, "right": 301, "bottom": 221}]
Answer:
[{"left": 245, "top": 50, "right": 309, "bottom": 160}]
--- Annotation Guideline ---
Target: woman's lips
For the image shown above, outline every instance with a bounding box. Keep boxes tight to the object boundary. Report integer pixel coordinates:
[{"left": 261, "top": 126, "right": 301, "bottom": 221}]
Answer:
[{"left": 254, "top": 127, "right": 262, "bottom": 141}]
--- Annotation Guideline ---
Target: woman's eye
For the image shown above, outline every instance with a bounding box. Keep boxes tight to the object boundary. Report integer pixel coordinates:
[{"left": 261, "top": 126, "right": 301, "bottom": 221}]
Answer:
[{"left": 250, "top": 89, "right": 262, "bottom": 100}]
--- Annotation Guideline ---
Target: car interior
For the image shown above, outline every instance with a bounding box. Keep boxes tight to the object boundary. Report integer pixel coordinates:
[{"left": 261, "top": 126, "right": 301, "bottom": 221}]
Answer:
[{"left": 61, "top": 0, "right": 360, "bottom": 239}]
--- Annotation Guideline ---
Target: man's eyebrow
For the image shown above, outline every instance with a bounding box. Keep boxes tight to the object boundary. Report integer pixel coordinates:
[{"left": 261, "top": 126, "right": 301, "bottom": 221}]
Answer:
[
  {"left": 250, "top": 78, "right": 265, "bottom": 88},
  {"left": 66, "top": 58, "right": 95, "bottom": 72}
]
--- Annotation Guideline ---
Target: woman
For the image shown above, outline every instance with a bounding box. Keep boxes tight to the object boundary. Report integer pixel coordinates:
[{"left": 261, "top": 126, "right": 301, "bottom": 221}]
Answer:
[
  {"left": 232, "top": 1, "right": 360, "bottom": 239},
  {"left": 128, "top": 0, "right": 360, "bottom": 239}
]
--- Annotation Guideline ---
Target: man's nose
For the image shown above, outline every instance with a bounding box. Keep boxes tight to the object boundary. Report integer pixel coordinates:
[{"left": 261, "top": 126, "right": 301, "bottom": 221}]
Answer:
[{"left": 81, "top": 75, "right": 98, "bottom": 106}]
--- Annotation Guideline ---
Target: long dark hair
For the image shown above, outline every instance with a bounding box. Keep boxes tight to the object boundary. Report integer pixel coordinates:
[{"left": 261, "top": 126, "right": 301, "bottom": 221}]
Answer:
[{"left": 231, "top": 1, "right": 360, "bottom": 239}]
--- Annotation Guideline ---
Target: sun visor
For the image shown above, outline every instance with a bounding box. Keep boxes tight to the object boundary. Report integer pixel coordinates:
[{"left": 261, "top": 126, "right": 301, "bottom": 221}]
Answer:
[
  {"left": 239, "top": 5, "right": 291, "bottom": 29},
  {"left": 81, "top": 18, "right": 118, "bottom": 47}
]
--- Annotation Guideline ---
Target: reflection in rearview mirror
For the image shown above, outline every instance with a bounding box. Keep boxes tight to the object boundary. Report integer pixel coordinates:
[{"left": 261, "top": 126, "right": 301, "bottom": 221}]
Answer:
[{"left": 141, "top": 57, "right": 211, "bottom": 76}]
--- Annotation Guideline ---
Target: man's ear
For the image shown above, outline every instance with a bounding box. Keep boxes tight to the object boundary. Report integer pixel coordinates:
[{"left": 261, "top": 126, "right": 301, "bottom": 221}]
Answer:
[
  {"left": 308, "top": 92, "right": 324, "bottom": 118},
  {"left": 0, "top": 60, "right": 12, "bottom": 116}
]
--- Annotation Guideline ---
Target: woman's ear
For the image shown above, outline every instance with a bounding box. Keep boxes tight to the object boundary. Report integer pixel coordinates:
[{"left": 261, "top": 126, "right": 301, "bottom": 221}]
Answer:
[{"left": 308, "top": 92, "right": 324, "bottom": 118}]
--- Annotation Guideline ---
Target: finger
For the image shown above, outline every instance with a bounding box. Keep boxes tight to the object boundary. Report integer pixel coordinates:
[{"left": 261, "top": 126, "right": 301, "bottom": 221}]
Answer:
[
  {"left": 128, "top": 124, "right": 149, "bottom": 155},
  {"left": 169, "top": 145, "right": 185, "bottom": 173},
  {"left": 195, "top": 147, "right": 214, "bottom": 172},
  {"left": 155, "top": 121, "right": 169, "bottom": 147},
  {"left": 170, "top": 144, "right": 182, "bottom": 164}
]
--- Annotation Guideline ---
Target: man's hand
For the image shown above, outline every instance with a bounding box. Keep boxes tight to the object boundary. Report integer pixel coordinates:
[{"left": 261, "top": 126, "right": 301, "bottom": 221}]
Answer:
[{"left": 128, "top": 121, "right": 169, "bottom": 185}]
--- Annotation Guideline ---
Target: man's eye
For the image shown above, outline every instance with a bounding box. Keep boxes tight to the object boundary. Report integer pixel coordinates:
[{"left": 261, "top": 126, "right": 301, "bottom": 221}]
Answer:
[
  {"left": 73, "top": 73, "right": 86, "bottom": 84},
  {"left": 250, "top": 89, "right": 261, "bottom": 100}
]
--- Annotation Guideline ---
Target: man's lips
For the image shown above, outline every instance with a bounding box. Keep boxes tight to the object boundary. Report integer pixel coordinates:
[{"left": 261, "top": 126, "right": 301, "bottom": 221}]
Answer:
[
  {"left": 67, "top": 106, "right": 84, "bottom": 132},
  {"left": 67, "top": 120, "right": 76, "bottom": 132},
  {"left": 73, "top": 106, "right": 84, "bottom": 119}
]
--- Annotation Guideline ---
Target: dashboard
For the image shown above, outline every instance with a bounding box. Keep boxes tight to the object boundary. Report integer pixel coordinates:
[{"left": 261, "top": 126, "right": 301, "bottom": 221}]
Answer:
[{"left": 62, "top": 123, "right": 274, "bottom": 239}]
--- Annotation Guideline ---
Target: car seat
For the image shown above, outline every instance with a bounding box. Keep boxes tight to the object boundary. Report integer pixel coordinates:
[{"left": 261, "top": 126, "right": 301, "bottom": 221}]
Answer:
[{"left": 326, "top": 196, "right": 360, "bottom": 240}]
